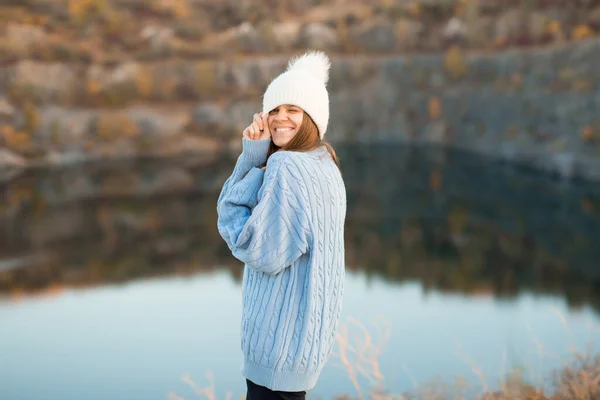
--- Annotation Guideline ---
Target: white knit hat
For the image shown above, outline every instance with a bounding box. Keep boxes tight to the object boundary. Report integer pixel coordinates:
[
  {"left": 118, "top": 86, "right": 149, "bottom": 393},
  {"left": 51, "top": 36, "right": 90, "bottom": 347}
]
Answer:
[{"left": 262, "top": 50, "right": 331, "bottom": 139}]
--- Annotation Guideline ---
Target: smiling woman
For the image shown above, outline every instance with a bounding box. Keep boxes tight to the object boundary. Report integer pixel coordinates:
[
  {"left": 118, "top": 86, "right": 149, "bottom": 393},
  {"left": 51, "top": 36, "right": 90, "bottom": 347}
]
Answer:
[
  {"left": 216, "top": 50, "right": 347, "bottom": 399},
  {"left": 269, "top": 104, "right": 304, "bottom": 147},
  {"left": 259, "top": 105, "right": 339, "bottom": 170}
]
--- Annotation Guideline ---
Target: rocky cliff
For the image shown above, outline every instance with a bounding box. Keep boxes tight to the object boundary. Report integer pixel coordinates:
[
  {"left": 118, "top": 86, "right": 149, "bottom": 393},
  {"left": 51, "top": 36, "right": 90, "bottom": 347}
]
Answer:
[{"left": 1, "top": 0, "right": 599, "bottom": 180}]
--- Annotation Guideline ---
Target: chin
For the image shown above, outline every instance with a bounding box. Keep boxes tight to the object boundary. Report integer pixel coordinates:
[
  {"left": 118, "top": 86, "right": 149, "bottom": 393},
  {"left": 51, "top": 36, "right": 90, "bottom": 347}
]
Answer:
[{"left": 273, "top": 137, "right": 292, "bottom": 147}]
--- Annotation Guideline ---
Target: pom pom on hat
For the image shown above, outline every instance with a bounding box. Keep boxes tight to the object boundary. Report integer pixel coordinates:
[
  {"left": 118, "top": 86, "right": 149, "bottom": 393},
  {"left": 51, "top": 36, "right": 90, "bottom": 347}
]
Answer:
[
  {"left": 286, "top": 50, "right": 331, "bottom": 84},
  {"left": 262, "top": 50, "right": 331, "bottom": 139}
]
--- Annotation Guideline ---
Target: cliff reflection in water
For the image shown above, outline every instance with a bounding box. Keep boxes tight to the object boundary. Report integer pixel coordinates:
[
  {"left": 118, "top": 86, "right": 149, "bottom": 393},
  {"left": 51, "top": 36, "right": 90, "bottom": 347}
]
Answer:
[{"left": 1, "top": 144, "right": 599, "bottom": 312}]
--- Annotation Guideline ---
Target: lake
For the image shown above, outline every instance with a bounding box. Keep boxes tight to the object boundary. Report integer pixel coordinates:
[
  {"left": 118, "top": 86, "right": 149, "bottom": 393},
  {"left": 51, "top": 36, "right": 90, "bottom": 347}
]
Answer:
[{"left": 1, "top": 144, "right": 599, "bottom": 400}]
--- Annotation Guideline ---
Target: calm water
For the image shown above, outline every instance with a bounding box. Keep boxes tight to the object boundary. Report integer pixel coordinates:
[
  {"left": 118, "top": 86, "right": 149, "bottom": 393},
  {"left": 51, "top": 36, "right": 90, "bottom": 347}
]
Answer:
[{"left": 1, "top": 145, "right": 599, "bottom": 400}]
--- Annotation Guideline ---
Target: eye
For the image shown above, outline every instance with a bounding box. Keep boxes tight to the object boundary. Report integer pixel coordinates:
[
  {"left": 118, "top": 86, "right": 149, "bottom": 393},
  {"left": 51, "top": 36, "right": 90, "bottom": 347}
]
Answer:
[{"left": 269, "top": 108, "right": 278, "bottom": 115}]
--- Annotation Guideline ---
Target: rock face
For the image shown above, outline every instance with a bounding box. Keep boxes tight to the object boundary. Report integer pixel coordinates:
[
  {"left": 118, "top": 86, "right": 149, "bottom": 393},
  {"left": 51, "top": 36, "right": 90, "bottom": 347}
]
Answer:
[
  {"left": 11, "top": 61, "right": 79, "bottom": 103},
  {"left": 324, "top": 38, "right": 600, "bottom": 180},
  {"left": 1, "top": 37, "right": 599, "bottom": 181},
  {"left": 299, "top": 22, "right": 341, "bottom": 50},
  {"left": 0, "top": 148, "right": 26, "bottom": 169}
]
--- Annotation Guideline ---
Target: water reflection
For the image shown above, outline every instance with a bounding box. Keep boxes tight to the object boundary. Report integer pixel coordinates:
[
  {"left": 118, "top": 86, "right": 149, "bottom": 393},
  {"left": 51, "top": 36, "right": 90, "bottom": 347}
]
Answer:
[{"left": 1, "top": 145, "right": 599, "bottom": 312}]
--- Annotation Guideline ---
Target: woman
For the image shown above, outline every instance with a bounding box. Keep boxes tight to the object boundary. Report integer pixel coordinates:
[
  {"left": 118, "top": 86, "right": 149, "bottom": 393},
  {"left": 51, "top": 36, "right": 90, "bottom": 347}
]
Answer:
[{"left": 217, "top": 50, "right": 346, "bottom": 399}]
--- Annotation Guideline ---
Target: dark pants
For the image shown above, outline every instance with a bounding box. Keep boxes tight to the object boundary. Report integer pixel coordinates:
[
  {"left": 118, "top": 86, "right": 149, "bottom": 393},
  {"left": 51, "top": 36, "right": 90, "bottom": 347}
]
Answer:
[{"left": 246, "top": 379, "right": 306, "bottom": 400}]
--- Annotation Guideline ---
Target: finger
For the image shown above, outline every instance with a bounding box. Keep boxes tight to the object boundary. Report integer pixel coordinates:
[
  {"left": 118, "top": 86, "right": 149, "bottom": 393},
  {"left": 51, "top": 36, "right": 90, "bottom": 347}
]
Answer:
[
  {"left": 261, "top": 112, "right": 270, "bottom": 136},
  {"left": 251, "top": 122, "right": 261, "bottom": 138},
  {"left": 252, "top": 114, "right": 260, "bottom": 131},
  {"left": 253, "top": 113, "right": 263, "bottom": 131},
  {"left": 253, "top": 124, "right": 261, "bottom": 140}
]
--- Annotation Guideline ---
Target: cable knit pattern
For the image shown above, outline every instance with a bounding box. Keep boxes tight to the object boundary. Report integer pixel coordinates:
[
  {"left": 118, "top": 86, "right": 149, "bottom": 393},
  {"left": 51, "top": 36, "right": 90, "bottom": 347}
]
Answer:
[{"left": 217, "top": 138, "right": 346, "bottom": 391}]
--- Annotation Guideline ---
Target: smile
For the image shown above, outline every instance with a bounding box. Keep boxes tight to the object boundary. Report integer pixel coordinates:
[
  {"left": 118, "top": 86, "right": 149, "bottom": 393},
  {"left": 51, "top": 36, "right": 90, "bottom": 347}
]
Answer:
[{"left": 275, "top": 128, "right": 294, "bottom": 133}]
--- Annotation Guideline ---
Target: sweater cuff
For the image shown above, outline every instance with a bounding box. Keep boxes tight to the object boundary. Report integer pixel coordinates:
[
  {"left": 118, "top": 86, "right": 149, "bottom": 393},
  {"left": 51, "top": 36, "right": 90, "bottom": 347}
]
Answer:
[{"left": 241, "top": 138, "right": 271, "bottom": 167}]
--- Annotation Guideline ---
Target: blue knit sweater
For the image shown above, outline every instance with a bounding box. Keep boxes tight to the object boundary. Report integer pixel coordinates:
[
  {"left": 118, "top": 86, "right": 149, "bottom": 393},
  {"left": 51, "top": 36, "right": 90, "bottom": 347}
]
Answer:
[{"left": 217, "top": 138, "right": 346, "bottom": 391}]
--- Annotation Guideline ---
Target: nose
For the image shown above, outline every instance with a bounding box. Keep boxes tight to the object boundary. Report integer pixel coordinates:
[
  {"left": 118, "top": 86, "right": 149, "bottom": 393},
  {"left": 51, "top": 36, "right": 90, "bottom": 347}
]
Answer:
[{"left": 273, "top": 109, "right": 289, "bottom": 121}]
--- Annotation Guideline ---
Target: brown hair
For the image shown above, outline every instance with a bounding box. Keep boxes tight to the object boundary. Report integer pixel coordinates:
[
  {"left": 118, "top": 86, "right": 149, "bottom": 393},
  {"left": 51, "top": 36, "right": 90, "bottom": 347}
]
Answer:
[{"left": 260, "top": 113, "right": 340, "bottom": 169}]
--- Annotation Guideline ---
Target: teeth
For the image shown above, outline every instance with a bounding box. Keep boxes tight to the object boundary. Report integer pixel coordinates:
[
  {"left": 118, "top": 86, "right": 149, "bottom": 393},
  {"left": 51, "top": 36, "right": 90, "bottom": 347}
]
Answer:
[{"left": 276, "top": 128, "right": 293, "bottom": 132}]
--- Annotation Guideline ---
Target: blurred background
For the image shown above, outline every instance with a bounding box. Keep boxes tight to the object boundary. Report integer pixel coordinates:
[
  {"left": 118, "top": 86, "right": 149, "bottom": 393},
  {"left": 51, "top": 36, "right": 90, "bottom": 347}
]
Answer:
[{"left": 1, "top": 0, "right": 600, "bottom": 399}]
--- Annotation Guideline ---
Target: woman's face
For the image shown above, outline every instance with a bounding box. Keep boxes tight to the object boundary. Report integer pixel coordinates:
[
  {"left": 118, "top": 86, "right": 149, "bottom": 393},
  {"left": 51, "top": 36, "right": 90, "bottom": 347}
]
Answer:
[{"left": 267, "top": 104, "right": 304, "bottom": 147}]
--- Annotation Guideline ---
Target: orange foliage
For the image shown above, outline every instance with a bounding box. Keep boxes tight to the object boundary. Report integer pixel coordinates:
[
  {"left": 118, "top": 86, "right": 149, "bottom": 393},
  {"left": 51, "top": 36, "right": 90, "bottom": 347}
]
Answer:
[
  {"left": 572, "top": 24, "right": 594, "bottom": 41},
  {"left": 580, "top": 124, "right": 600, "bottom": 143},
  {"left": 428, "top": 96, "right": 441, "bottom": 119},
  {"left": 4, "top": 129, "right": 32, "bottom": 150},
  {"left": 96, "top": 112, "right": 138, "bottom": 140},
  {"left": 135, "top": 66, "right": 154, "bottom": 99},
  {"left": 444, "top": 46, "right": 468, "bottom": 80},
  {"left": 152, "top": 0, "right": 190, "bottom": 19},
  {"left": 408, "top": 2, "right": 420, "bottom": 17},
  {"left": 547, "top": 21, "right": 562, "bottom": 34},
  {"left": 87, "top": 79, "right": 101, "bottom": 95}
]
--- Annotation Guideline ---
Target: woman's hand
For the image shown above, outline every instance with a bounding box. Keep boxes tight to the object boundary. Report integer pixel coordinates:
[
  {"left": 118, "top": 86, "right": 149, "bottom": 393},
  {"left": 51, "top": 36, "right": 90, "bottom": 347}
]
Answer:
[{"left": 243, "top": 112, "right": 271, "bottom": 141}]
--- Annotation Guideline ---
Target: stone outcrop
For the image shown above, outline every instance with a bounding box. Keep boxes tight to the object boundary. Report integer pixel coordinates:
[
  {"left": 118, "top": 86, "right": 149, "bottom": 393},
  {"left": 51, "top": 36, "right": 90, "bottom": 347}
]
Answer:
[{"left": 3, "top": 37, "right": 599, "bottom": 180}]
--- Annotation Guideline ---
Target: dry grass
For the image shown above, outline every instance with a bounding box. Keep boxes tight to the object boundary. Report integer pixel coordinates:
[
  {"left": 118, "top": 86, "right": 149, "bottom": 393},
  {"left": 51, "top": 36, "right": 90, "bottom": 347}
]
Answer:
[
  {"left": 332, "top": 316, "right": 391, "bottom": 398},
  {"left": 552, "top": 353, "right": 600, "bottom": 400},
  {"left": 169, "top": 311, "right": 599, "bottom": 400},
  {"left": 168, "top": 373, "right": 233, "bottom": 400}
]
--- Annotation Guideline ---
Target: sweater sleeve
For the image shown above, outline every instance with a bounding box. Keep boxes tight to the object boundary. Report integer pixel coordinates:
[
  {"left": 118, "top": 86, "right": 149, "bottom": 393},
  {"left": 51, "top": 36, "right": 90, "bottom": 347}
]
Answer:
[
  {"left": 217, "top": 152, "right": 311, "bottom": 275},
  {"left": 217, "top": 138, "right": 271, "bottom": 207}
]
